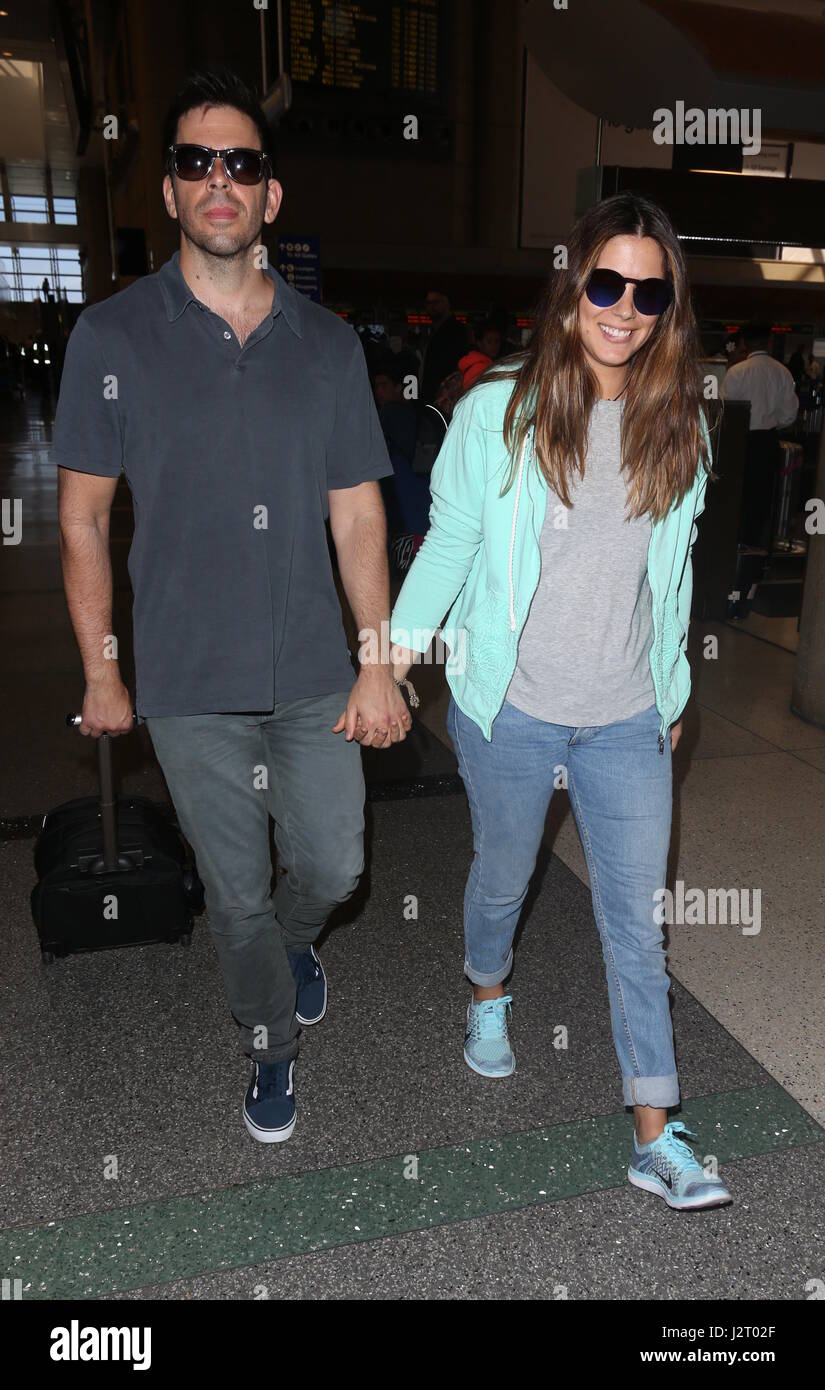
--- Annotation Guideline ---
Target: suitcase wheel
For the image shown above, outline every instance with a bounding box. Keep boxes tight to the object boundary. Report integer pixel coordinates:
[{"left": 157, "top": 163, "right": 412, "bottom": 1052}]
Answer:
[
  {"left": 182, "top": 867, "right": 205, "bottom": 913},
  {"left": 179, "top": 931, "right": 192, "bottom": 948},
  {"left": 40, "top": 949, "right": 56, "bottom": 966}
]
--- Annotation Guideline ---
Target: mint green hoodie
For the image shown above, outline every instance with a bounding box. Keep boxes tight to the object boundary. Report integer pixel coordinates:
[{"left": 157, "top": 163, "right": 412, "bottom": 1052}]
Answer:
[{"left": 389, "top": 372, "right": 711, "bottom": 749}]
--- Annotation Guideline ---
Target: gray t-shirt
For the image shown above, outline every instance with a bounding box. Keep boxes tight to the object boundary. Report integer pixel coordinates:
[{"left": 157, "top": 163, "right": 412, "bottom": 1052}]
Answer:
[{"left": 504, "top": 399, "right": 655, "bottom": 726}]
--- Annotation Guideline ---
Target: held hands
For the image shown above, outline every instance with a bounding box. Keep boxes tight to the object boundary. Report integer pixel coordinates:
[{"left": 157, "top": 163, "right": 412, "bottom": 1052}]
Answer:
[
  {"left": 331, "top": 641, "right": 681, "bottom": 754},
  {"left": 332, "top": 644, "right": 417, "bottom": 749}
]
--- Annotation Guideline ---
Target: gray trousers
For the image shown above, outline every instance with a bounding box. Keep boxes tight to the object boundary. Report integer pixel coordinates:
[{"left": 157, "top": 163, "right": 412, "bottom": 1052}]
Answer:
[{"left": 145, "top": 692, "right": 365, "bottom": 1063}]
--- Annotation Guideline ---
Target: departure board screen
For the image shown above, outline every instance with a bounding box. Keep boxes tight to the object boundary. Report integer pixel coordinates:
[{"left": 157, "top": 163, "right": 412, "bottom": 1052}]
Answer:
[{"left": 282, "top": 0, "right": 444, "bottom": 107}]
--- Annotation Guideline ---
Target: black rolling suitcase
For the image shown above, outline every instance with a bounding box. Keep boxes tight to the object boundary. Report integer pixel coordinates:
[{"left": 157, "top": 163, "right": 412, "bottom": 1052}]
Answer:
[{"left": 31, "top": 713, "right": 205, "bottom": 962}]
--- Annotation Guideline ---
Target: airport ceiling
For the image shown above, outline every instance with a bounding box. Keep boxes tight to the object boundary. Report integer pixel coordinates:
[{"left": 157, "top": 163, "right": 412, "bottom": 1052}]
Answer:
[
  {"left": 2, "top": 0, "right": 825, "bottom": 170},
  {"left": 0, "top": 0, "right": 78, "bottom": 170},
  {"left": 525, "top": 0, "right": 825, "bottom": 140}
]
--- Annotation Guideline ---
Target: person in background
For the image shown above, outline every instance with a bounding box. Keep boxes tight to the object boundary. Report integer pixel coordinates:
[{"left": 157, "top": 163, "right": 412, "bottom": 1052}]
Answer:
[
  {"left": 721, "top": 322, "right": 799, "bottom": 548},
  {"left": 387, "top": 331, "right": 421, "bottom": 384},
  {"left": 373, "top": 353, "right": 408, "bottom": 410},
  {"left": 787, "top": 342, "right": 806, "bottom": 386},
  {"left": 12, "top": 341, "right": 26, "bottom": 400},
  {"left": 806, "top": 352, "right": 821, "bottom": 382},
  {"left": 725, "top": 332, "right": 749, "bottom": 369},
  {"left": 373, "top": 352, "right": 432, "bottom": 576},
  {"left": 432, "top": 320, "right": 503, "bottom": 426},
  {"left": 461, "top": 320, "right": 502, "bottom": 386},
  {"left": 488, "top": 307, "right": 521, "bottom": 358},
  {"left": 419, "top": 290, "right": 468, "bottom": 405}
]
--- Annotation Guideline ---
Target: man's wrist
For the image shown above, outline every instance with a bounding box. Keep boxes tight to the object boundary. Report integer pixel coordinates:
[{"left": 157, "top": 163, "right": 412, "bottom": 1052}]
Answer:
[{"left": 85, "top": 662, "right": 122, "bottom": 687}]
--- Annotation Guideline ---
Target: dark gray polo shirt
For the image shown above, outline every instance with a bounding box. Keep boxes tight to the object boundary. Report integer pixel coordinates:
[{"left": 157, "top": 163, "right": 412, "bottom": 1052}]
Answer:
[{"left": 51, "top": 250, "right": 393, "bottom": 719}]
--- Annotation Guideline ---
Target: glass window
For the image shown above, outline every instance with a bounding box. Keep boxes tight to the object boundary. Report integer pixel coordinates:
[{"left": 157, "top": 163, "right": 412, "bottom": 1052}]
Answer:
[
  {"left": 53, "top": 247, "right": 83, "bottom": 302},
  {"left": 53, "top": 197, "right": 78, "bottom": 225},
  {"left": 10, "top": 195, "right": 49, "bottom": 223},
  {"left": 0, "top": 244, "right": 84, "bottom": 302}
]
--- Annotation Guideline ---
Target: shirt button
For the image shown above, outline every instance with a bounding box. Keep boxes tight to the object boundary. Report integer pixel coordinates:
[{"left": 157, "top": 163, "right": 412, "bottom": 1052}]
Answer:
[{"left": 223, "top": 330, "right": 231, "bottom": 340}]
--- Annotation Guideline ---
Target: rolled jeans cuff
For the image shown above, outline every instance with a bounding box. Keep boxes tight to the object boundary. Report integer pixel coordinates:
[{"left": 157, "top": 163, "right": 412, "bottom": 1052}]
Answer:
[
  {"left": 464, "top": 948, "right": 514, "bottom": 988},
  {"left": 623, "top": 1073, "right": 680, "bottom": 1109}
]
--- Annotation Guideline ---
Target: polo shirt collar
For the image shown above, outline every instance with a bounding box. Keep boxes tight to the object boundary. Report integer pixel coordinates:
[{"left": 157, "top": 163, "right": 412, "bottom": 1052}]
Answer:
[{"left": 158, "top": 249, "right": 303, "bottom": 337}]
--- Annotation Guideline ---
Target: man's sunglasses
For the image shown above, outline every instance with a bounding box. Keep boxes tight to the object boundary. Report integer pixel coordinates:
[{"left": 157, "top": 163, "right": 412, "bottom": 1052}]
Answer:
[
  {"left": 166, "top": 144, "right": 272, "bottom": 185},
  {"left": 585, "top": 267, "right": 673, "bottom": 317}
]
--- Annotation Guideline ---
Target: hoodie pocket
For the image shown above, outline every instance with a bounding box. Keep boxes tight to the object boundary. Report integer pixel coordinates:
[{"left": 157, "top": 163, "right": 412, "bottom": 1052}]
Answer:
[{"left": 463, "top": 590, "right": 515, "bottom": 692}]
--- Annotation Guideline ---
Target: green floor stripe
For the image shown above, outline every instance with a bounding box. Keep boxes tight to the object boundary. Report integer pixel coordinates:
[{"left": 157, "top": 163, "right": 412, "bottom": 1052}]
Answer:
[{"left": 3, "top": 1081, "right": 822, "bottom": 1299}]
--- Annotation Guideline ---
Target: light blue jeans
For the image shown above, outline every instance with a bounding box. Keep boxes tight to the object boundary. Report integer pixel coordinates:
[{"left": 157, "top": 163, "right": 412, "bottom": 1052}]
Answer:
[{"left": 446, "top": 695, "right": 679, "bottom": 1109}]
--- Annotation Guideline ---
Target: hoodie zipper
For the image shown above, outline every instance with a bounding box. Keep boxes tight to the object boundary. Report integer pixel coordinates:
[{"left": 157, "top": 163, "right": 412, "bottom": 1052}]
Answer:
[
  {"left": 655, "top": 619, "right": 666, "bottom": 754},
  {"left": 646, "top": 517, "right": 669, "bottom": 755},
  {"left": 508, "top": 430, "right": 532, "bottom": 631}
]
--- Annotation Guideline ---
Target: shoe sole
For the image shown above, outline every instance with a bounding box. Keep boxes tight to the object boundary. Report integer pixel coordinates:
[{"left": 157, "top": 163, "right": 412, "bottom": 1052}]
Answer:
[
  {"left": 463, "top": 1047, "right": 515, "bottom": 1079},
  {"left": 296, "top": 1008, "right": 325, "bottom": 1025},
  {"left": 296, "top": 987, "right": 327, "bottom": 1027},
  {"left": 243, "top": 1106, "right": 296, "bottom": 1143},
  {"left": 627, "top": 1168, "right": 732, "bottom": 1210}
]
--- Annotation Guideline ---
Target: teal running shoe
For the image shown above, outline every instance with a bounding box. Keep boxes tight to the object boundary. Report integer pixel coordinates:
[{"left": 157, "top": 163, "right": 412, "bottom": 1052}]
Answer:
[
  {"left": 464, "top": 994, "right": 515, "bottom": 1078},
  {"left": 628, "top": 1122, "right": 732, "bottom": 1210}
]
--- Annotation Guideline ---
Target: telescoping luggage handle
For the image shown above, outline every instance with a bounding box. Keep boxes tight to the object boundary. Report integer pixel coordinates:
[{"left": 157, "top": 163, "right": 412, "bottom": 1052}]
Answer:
[{"left": 65, "top": 711, "right": 141, "bottom": 875}]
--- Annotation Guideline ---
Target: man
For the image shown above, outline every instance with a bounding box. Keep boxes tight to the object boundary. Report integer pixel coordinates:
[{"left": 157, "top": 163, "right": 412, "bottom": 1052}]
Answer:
[
  {"left": 53, "top": 67, "right": 412, "bottom": 1145},
  {"left": 721, "top": 322, "right": 799, "bottom": 549},
  {"left": 418, "top": 290, "right": 468, "bottom": 405}
]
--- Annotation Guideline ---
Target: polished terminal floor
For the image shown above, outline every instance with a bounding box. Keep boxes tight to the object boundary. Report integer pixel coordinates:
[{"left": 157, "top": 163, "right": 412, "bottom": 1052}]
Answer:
[{"left": 1, "top": 396, "right": 824, "bottom": 1300}]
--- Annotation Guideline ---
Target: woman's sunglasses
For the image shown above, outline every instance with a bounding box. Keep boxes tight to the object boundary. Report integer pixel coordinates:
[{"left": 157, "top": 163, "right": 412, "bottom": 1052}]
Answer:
[
  {"left": 585, "top": 267, "right": 673, "bottom": 317},
  {"left": 166, "top": 144, "right": 272, "bottom": 185}
]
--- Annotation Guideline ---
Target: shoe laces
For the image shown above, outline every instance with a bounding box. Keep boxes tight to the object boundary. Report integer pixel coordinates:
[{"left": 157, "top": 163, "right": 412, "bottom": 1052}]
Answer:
[
  {"left": 653, "top": 1122, "right": 702, "bottom": 1172},
  {"left": 255, "top": 1059, "right": 292, "bottom": 1099},
  {"left": 470, "top": 994, "right": 512, "bottom": 1040}
]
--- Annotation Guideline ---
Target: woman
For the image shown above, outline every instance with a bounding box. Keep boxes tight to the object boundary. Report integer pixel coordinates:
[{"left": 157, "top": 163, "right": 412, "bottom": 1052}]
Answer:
[{"left": 388, "top": 193, "right": 729, "bottom": 1211}]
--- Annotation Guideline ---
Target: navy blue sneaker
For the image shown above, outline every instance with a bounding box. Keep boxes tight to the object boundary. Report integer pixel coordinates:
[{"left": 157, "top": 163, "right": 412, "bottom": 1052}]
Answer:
[
  {"left": 288, "top": 945, "right": 327, "bottom": 1025},
  {"left": 243, "top": 1059, "right": 296, "bottom": 1143}
]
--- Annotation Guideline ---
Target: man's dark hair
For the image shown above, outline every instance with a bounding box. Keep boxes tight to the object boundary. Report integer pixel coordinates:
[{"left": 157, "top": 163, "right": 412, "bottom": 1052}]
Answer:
[{"left": 162, "top": 66, "right": 275, "bottom": 174}]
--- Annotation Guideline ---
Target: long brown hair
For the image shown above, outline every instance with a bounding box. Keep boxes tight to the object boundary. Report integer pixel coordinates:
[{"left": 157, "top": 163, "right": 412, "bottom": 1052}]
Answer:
[{"left": 469, "top": 193, "right": 715, "bottom": 522}]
